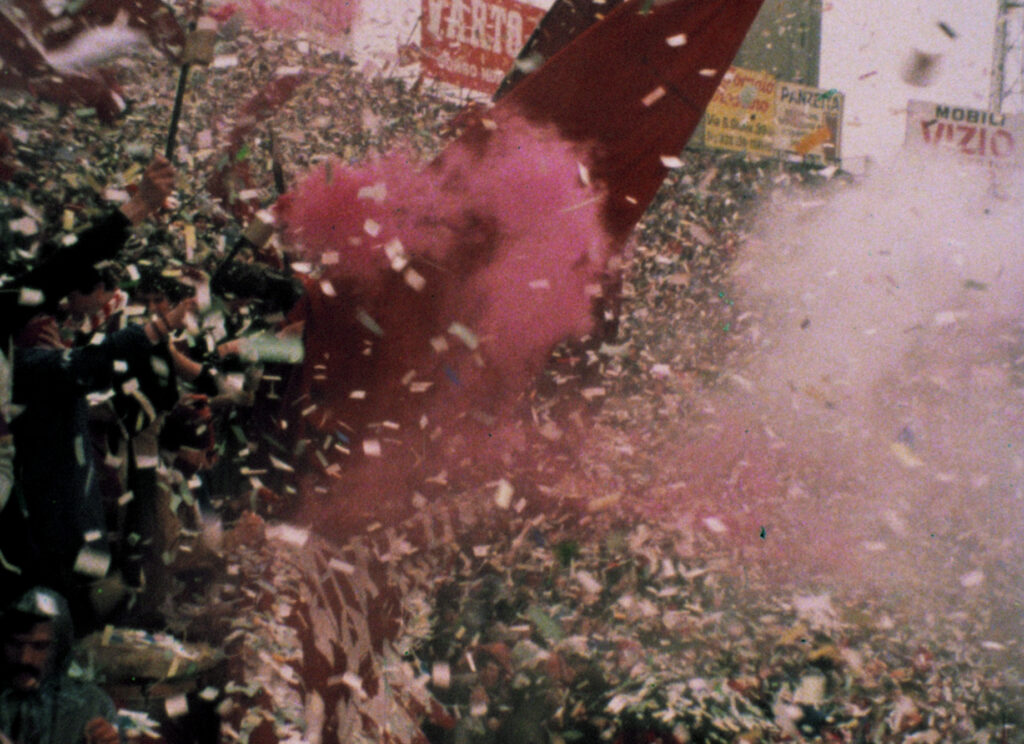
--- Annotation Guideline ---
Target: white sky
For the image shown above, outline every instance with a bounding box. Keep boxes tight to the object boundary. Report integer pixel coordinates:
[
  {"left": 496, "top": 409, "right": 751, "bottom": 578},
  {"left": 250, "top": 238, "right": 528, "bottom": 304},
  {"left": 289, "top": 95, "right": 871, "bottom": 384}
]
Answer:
[{"left": 820, "top": 1, "right": 1000, "bottom": 161}]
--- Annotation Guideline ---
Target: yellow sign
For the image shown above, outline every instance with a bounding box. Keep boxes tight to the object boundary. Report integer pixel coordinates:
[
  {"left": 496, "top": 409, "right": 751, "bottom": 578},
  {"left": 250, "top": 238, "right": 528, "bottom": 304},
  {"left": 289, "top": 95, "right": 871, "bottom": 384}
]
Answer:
[{"left": 704, "top": 67, "right": 776, "bottom": 157}]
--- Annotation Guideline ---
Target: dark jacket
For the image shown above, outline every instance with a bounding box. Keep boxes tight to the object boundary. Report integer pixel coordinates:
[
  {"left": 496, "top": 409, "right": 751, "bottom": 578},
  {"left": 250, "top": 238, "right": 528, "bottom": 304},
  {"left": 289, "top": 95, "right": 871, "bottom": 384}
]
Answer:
[
  {"left": 9, "top": 324, "right": 163, "bottom": 581},
  {"left": 1, "top": 212, "right": 133, "bottom": 345},
  {"left": 0, "top": 588, "right": 119, "bottom": 744}
]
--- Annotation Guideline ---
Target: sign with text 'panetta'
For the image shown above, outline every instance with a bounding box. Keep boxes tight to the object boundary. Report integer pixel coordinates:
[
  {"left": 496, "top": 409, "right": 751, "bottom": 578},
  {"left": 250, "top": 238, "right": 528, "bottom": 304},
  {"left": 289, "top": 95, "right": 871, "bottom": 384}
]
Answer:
[
  {"left": 774, "top": 81, "right": 843, "bottom": 165},
  {"left": 905, "top": 100, "right": 1024, "bottom": 169},
  {"left": 420, "top": 0, "right": 545, "bottom": 94}
]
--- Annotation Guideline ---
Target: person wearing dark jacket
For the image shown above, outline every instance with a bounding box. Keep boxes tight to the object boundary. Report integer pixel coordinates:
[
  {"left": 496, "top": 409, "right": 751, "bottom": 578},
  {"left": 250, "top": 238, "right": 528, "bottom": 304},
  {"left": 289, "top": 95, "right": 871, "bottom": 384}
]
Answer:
[
  {"left": 0, "top": 156, "right": 175, "bottom": 345},
  {"left": 0, "top": 587, "right": 119, "bottom": 744},
  {"left": 0, "top": 155, "right": 175, "bottom": 615},
  {"left": 2, "top": 301, "right": 194, "bottom": 625},
  {"left": 0, "top": 155, "right": 174, "bottom": 579}
]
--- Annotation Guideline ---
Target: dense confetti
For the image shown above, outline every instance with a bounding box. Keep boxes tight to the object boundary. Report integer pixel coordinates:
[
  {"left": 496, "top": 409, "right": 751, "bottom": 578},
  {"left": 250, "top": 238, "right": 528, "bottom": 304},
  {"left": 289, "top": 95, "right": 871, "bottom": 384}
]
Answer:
[{"left": 1, "top": 4, "right": 1022, "bottom": 744}]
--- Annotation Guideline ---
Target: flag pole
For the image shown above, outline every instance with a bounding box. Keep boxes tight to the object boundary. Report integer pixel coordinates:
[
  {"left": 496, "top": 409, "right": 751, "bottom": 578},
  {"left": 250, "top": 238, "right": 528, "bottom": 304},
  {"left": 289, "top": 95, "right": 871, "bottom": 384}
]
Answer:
[
  {"left": 165, "top": 62, "right": 191, "bottom": 160},
  {"left": 165, "top": 0, "right": 213, "bottom": 161}
]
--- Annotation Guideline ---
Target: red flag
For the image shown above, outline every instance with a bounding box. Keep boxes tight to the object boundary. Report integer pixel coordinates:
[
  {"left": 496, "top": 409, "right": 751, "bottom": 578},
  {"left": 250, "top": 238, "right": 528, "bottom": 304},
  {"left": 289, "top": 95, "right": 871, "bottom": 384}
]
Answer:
[
  {"left": 494, "top": 0, "right": 765, "bottom": 241},
  {"left": 0, "top": 0, "right": 184, "bottom": 122}
]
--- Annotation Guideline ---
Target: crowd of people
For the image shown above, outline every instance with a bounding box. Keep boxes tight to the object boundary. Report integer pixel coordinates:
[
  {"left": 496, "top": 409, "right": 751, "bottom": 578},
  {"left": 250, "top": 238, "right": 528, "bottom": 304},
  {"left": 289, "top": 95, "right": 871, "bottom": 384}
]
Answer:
[{"left": 0, "top": 149, "right": 315, "bottom": 741}]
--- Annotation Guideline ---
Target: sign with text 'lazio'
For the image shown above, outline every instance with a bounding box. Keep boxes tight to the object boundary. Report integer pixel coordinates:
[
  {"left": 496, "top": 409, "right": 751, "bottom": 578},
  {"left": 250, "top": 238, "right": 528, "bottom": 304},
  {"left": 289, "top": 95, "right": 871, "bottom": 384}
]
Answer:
[
  {"left": 704, "top": 66, "right": 777, "bottom": 157},
  {"left": 905, "top": 100, "right": 1024, "bottom": 169},
  {"left": 420, "top": 0, "right": 545, "bottom": 94}
]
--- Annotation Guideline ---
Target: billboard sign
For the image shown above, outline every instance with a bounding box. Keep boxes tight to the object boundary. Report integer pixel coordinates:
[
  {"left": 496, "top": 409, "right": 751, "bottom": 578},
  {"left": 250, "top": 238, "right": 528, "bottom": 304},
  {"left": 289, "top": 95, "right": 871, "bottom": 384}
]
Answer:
[
  {"left": 420, "top": 0, "right": 545, "bottom": 94},
  {"left": 704, "top": 67, "right": 777, "bottom": 157},
  {"left": 905, "top": 100, "right": 1024, "bottom": 169},
  {"left": 774, "top": 81, "right": 843, "bottom": 164}
]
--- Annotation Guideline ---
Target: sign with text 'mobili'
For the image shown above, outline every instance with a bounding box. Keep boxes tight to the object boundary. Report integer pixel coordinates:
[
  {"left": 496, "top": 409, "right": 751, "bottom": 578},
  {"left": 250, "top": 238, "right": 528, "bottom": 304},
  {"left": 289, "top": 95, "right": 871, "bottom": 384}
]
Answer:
[
  {"left": 420, "top": 0, "right": 545, "bottom": 94},
  {"left": 905, "top": 100, "right": 1024, "bottom": 169}
]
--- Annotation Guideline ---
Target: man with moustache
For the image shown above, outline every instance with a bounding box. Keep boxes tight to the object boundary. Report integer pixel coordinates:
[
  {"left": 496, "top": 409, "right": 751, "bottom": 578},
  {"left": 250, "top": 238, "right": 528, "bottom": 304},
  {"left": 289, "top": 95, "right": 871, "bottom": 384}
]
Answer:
[{"left": 0, "top": 587, "right": 119, "bottom": 744}]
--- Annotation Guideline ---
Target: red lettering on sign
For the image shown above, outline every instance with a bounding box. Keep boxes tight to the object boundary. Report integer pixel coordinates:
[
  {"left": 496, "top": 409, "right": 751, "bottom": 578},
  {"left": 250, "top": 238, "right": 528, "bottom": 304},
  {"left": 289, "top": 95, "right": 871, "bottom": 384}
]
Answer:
[
  {"left": 957, "top": 125, "right": 977, "bottom": 155},
  {"left": 991, "top": 130, "right": 1014, "bottom": 157},
  {"left": 421, "top": 0, "right": 543, "bottom": 94}
]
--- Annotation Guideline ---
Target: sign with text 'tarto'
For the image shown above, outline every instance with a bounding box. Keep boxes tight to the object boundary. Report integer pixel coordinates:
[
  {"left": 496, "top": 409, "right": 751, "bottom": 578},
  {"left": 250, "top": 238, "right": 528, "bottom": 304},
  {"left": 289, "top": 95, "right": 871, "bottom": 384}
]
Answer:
[{"left": 420, "top": 0, "right": 544, "bottom": 94}]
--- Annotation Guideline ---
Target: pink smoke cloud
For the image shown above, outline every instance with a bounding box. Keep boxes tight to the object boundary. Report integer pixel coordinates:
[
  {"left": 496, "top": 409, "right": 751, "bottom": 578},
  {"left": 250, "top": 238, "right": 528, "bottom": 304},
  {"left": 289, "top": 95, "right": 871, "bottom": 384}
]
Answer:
[{"left": 273, "top": 112, "right": 617, "bottom": 528}]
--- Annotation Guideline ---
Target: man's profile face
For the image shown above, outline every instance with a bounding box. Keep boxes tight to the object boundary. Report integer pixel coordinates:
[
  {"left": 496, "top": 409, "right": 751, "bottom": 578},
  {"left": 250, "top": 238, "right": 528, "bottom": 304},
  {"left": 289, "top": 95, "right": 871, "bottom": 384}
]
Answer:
[
  {"left": 66, "top": 283, "right": 110, "bottom": 316},
  {"left": 3, "top": 620, "right": 54, "bottom": 692},
  {"left": 136, "top": 291, "right": 171, "bottom": 317}
]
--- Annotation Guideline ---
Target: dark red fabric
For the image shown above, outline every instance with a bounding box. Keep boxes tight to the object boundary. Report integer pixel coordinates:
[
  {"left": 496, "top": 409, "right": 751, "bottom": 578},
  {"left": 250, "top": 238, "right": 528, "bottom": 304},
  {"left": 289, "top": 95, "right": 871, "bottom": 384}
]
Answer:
[
  {"left": 0, "top": 0, "right": 183, "bottom": 122},
  {"left": 274, "top": 0, "right": 766, "bottom": 532},
  {"left": 497, "top": 0, "right": 764, "bottom": 241}
]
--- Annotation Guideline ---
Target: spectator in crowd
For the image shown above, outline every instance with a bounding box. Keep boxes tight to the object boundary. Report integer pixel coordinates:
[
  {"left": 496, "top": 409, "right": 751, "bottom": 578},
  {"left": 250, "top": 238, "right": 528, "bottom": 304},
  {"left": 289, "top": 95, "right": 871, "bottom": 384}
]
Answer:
[
  {"left": 134, "top": 266, "right": 220, "bottom": 394},
  {"left": 0, "top": 155, "right": 174, "bottom": 593},
  {"left": 0, "top": 156, "right": 174, "bottom": 345},
  {"left": 61, "top": 264, "right": 129, "bottom": 347},
  {"left": 2, "top": 293, "right": 195, "bottom": 626},
  {"left": 74, "top": 265, "right": 182, "bottom": 611},
  {"left": 0, "top": 155, "right": 176, "bottom": 620},
  {"left": 0, "top": 586, "right": 120, "bottom": 744}
]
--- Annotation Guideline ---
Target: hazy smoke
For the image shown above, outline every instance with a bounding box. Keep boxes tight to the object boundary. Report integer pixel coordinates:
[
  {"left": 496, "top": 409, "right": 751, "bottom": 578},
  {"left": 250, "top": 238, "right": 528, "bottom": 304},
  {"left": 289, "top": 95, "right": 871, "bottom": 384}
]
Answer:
[{"left": 719, "top": 152, "right": 1024, "bottom": 611}]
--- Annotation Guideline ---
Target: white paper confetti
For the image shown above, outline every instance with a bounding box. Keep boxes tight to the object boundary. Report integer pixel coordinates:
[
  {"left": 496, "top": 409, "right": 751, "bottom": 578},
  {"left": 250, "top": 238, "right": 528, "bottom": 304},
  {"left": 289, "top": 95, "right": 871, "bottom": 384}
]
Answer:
[
  {"left": 17, "top": 287, "right": 44, "bottom": 306},
  {"left": 384, "top": 237, "right": 408, "bottom": 271},
  {"left": 702, "top": 516, "right": 728, "bottom": 533},
  {"left": 266, "top": 524, "right": 309, "bottom": 547},
  {"left": 73, "top": 546, "right": 111, "bottom": 578},
  {"left": 357, "top": 182, "right": 387, "bottom": 203},
  {"left": 431, "top": 662, "right": 450, "bottom": 689},
  {"left": 642, "top": 86, "right": 666, "bottom": 107},
  {"left": 448, "top": 322, "right": 479, "bottom": 350},
  {"left": 403, "top": 267, "right": 426, "bottom": 291},
  {"left": 959, "top": 570, "right": 984, "bottom": 588},
  {"left": 329, "top": 558, "right": 356, "bottom": 574},
  {"left": 493, "top": 479, "right": 514, "bottom": 509},
  {"left": 165, "top": 694, "right": 189, "bottom": 718},
  {"left": 10, "top": 216, "right": 38, "bottom": 235}
]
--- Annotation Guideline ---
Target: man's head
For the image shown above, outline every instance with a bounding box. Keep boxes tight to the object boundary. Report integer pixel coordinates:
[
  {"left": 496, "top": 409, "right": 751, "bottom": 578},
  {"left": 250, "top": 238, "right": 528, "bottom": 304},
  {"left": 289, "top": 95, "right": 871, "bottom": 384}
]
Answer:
[
  {"left": 65, "top": 264, "right": 121, "bottom": 317},
  {"left": 134, "top": 270, "right": 188, "bottom": 317},
  {"left": 2, "top": 618, "right": 53, "bottom": 692},
  {"left": 0, "top": 588, "right": 66, "bottom": 693}
]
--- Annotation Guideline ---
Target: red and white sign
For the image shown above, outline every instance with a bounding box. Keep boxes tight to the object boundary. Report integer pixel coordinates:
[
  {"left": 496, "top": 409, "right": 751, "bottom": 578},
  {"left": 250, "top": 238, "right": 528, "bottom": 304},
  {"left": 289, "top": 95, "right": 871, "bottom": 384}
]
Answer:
[
  {"left": 420, "top": 0, "right": 544, "bottom": 94},
  {"left": 905, "top": 100, "right": 1024, "bottom": 169}
]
